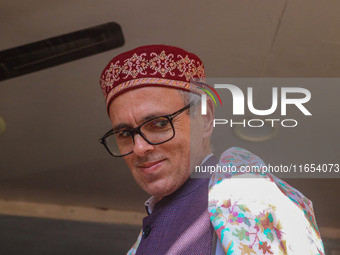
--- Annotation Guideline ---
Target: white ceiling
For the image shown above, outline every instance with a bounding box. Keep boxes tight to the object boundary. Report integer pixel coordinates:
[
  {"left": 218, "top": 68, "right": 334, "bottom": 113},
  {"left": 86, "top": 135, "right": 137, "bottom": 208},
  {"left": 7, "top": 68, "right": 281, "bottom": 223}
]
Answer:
[{"left": 0, "top": 0, "right": 339, "bottom": 232}]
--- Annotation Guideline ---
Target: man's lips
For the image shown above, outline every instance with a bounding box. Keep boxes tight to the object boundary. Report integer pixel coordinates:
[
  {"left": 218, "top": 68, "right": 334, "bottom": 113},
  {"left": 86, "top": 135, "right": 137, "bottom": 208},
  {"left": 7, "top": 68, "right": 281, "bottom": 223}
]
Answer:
[{"left": 137, "top": 159, "right": 165, "bottom": 172}]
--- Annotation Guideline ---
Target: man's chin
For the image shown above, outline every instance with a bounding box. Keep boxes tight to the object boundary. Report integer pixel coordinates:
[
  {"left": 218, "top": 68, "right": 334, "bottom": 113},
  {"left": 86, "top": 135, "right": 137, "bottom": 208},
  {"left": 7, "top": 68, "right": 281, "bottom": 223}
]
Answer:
[{"left": 142, "top": 179, "right": 177, "bottom": 199}]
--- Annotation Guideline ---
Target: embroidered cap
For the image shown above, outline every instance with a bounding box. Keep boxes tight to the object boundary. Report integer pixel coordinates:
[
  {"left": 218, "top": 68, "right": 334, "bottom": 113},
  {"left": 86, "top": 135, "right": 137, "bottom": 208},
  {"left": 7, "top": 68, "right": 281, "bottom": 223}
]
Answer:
[{"left": 99, "top": 45, "right": 206, "bottom": 112}]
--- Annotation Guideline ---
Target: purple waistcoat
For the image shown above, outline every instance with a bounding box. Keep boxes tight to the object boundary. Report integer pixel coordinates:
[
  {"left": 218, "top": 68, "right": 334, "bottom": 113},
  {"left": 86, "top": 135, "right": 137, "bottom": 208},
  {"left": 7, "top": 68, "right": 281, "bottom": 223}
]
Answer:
[{"left": 136, "top": 156, "right": 218, "bottom": 255}]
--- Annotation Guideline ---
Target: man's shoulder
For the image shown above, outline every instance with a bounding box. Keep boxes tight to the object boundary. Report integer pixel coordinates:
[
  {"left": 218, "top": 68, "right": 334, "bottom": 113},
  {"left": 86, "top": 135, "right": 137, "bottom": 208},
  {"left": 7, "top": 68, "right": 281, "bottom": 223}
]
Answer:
[
  {"left": 208, "top": 147, "right": 324, "bottom": 255},
  {"left": 209, "top": 147, "right": 309, "bottom": 204}
]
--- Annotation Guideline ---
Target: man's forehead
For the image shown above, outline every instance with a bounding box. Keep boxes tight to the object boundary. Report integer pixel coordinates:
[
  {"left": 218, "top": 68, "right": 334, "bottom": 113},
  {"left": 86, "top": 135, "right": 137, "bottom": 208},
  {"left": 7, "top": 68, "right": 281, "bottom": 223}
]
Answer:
[
  {"left": 109, "top": 87, "right": 184, "bottom": 127},
  {"left": 112, "top": 85, "right": 183, "bottom": 104}
]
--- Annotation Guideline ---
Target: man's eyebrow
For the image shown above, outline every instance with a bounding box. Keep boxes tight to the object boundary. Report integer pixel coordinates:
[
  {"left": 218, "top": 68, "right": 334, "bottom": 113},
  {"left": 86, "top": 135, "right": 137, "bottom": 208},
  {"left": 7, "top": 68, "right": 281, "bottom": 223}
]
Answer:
[
  {"left": 140, "top": 109, "right": 174, "bottom": 122},
  {"left": 140, "top": 113, "right": 165, "bottom": 122},
  {"left": 113, "top": 112, "right": 169, "bottom": 131},
  {"left": 112, "top": 123, "right": 132, "bottom": 131}
]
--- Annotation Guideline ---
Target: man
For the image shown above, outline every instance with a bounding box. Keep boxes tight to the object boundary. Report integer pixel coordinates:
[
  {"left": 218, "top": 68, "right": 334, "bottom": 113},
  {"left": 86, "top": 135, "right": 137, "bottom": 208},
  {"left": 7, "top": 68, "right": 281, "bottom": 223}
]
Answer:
[{"left": 98, "top": 45, "right": 324, "bottom": 254}]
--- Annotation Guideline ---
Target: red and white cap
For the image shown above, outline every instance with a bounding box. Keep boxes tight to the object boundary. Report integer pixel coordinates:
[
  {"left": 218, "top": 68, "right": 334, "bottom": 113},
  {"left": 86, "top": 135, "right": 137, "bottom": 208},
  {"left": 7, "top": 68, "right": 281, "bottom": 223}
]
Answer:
[{"left": 99, "top": 45, "right": 206, "bottom": 112}]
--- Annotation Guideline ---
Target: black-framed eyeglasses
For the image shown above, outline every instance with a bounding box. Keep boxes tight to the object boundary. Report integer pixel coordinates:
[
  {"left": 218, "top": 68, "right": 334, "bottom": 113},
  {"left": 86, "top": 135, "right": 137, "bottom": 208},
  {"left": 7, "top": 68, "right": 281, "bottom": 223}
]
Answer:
[{"left": 99, "top": 103, "right": 193, "bottom": 157}]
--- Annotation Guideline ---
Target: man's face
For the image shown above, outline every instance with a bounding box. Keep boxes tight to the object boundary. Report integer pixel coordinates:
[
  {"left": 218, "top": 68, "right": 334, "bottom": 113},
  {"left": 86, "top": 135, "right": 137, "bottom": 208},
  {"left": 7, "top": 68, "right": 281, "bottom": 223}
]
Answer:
[{"left": 109, "top": 87, "right": 201, "bottom": 199}]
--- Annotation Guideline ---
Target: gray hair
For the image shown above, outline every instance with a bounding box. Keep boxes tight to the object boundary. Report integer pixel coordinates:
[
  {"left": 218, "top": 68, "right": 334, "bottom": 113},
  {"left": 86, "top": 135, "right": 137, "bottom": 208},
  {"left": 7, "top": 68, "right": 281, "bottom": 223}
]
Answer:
[
  {"left": 178, "top": 90, "right": 201, "bottom": 115},
  {"left": 178, "top": 90, "right": 213, "bottom": 153}
]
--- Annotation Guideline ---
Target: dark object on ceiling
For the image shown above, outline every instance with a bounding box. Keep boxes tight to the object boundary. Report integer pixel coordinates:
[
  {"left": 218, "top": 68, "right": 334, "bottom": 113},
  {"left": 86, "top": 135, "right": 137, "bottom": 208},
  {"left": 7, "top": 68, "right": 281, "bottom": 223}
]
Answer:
[{"left": 0, "top": 22, "right": 125, "bottom": 81}]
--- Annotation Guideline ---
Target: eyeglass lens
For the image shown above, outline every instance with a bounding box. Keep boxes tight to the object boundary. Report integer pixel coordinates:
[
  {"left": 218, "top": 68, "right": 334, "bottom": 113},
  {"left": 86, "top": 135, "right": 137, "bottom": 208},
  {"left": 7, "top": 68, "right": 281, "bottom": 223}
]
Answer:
[{"left": 106, "top": 116, "right": 174, "bottom": 156}]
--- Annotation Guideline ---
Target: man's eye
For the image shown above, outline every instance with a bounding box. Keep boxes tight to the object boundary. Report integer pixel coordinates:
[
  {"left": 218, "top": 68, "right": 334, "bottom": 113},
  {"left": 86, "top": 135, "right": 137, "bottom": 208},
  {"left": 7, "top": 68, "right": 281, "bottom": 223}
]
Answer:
[
  {"left": 118, "top": 131, "right": 131, "bottom": 138},
  {"left": 151, "top": 119, "right": 169, "bottom": 128}
]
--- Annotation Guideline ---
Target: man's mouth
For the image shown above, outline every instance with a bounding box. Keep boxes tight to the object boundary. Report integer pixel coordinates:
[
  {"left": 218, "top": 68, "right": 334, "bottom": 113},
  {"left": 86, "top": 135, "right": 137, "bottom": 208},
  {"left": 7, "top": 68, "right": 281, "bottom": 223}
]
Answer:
[{"left": 137, "top": 159, "right": 165, "bottom": 173}]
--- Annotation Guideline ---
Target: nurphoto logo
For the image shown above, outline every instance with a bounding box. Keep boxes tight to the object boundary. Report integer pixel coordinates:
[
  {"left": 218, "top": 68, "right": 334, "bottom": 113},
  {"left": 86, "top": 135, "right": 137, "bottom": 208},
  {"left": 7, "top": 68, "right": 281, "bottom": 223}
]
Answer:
[{"left": 199, "top": 83, "right": 312, "bottom": 128}]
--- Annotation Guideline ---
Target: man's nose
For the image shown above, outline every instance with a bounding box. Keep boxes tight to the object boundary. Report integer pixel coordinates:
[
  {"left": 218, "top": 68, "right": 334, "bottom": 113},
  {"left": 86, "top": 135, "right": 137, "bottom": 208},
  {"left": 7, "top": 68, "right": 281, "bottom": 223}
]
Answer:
[{"left": 133, "top": 134, "right": 154, "bottom": 156}]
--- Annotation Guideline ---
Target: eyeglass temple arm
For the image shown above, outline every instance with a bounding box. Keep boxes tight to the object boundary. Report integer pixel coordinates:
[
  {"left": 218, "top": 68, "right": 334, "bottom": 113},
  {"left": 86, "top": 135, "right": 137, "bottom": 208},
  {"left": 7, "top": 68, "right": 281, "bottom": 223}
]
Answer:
[{"left": 169, "top": 102, "right": 194, "bottom": 120}]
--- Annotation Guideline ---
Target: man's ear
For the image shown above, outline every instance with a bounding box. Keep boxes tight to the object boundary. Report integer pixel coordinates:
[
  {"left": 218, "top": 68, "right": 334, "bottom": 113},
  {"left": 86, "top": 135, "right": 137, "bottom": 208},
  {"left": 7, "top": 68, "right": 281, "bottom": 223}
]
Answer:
[{"left": 202, "top": 97, "right": 214, "bottom": 138}]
